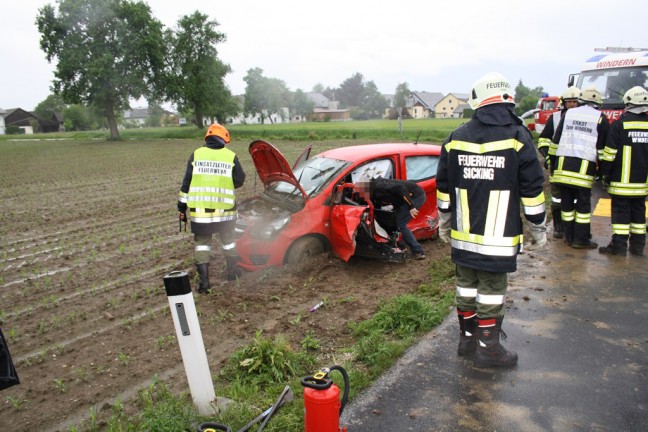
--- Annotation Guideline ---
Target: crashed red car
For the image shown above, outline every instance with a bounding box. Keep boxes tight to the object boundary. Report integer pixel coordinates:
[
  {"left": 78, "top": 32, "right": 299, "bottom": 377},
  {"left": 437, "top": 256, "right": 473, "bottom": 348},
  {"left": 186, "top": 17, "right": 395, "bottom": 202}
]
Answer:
[{"left": 235, "top": 140, "right": 441, "bottom": 271}]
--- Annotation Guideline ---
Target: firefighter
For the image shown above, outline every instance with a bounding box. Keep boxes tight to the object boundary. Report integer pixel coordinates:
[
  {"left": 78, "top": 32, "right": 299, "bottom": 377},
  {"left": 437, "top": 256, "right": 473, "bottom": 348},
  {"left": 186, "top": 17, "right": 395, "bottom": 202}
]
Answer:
[
  {"left": 598, "top": 86, "right": 648, "bottom": 256},
  {"left": 437, "top": 72, "right": 546, "bottom": 368},
  {"left": 551, "top": 86, "right": 609, "bottom": 248},
  {"left": 537, "top": 86, "right": 581, "bottom": 239},
  {"left": 177, "top": 124, "right": 246, "bottom": 293}
]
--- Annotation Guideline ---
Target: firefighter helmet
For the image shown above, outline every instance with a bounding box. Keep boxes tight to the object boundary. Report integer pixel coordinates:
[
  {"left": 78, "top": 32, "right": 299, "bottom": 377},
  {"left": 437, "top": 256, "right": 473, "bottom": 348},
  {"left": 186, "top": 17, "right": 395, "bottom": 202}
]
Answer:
[
  {"left": 561, "top": 86, "right": 581, "bottom": 102},
  {"left": 204, "top": 123, "right": 231, "bottom": 143},
  {"left": 468, "top": 72, "right": 515, "bottom": 109},
  {"left": 623, "top": 86, "right": 648, "bottom": 106},
  {"left": 578, "top": 86, "right": 603, "bottom": 106}
]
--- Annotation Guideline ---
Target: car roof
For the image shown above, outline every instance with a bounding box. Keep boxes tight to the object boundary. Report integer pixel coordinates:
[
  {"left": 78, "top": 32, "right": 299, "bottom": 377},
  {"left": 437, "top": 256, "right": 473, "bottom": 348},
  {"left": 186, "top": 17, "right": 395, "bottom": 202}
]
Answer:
[{"left": 317, "top": 143, "right": 441, "bottom": 161}]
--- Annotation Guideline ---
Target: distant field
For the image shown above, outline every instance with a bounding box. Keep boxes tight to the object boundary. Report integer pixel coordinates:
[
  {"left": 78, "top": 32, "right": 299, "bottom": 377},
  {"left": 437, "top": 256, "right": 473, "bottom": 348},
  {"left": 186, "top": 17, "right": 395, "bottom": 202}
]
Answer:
[{"left": 0, "top": 118, "right": 467, "bottom": 143}]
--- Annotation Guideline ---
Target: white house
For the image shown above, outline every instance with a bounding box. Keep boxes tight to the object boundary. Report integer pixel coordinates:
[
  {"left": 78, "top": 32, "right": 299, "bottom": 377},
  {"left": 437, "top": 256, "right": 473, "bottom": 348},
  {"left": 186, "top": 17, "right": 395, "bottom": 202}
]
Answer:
[{"left": 0, "top": 108, "right": 6, "bottom": 134}]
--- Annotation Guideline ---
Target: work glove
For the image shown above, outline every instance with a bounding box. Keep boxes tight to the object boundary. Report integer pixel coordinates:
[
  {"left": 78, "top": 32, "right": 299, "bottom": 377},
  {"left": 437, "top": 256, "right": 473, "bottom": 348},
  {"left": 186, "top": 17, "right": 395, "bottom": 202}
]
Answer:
[
  {"left": 439, "top": 211, "right": 451, "bottom": 244},
  {"left": 527, "top": 220, "right": 547, "bottom": 249}
]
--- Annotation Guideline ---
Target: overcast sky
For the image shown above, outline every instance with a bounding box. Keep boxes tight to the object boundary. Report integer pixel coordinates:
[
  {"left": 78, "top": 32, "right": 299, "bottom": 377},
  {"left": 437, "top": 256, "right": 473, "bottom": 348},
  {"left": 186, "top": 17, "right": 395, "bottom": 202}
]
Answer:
[{"left": 1, "top": 0, "right": 645, "bottom": 111}]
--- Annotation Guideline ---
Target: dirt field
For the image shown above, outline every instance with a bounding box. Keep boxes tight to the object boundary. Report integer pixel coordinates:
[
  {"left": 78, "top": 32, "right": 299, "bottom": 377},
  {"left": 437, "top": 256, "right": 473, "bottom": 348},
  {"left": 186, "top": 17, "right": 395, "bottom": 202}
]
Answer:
[{"left": 0, "top": 137, "right": 449, "bottom": 431}]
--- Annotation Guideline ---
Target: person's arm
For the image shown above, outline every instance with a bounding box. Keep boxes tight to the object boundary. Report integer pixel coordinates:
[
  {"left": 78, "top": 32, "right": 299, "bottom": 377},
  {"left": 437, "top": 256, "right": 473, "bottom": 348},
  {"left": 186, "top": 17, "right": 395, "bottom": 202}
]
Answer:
[
  {"left": 178, "top": 152, "right": 194, "bottom": 212},
  {"left": 232, "top": 155, "right": 246, "bottom": 189}
]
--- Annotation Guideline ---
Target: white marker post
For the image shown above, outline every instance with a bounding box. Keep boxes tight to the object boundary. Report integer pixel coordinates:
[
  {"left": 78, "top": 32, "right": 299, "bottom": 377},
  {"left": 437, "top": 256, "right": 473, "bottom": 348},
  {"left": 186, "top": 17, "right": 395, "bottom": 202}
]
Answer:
[{"left": 163, "top": 271, "right": 215, "bottom": 415}]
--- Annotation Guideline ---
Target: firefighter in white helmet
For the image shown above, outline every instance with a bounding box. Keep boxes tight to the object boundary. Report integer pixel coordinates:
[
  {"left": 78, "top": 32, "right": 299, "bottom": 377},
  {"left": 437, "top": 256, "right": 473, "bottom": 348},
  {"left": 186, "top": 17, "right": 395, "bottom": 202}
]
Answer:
[
  {"left": 551, "top": 86, "right": 609, "bottom": 248},
  {"left": 437, "top": 72, "right": 546, "bottom": 368},
  {"left": 178, "top": 124, "right": 246, "bottom": 293},
  {"left": 598, "top": 86, "right": 648, "bottom": 256},
  {"left": 537, "top": 86, "right": 581, "bottom": 239}
]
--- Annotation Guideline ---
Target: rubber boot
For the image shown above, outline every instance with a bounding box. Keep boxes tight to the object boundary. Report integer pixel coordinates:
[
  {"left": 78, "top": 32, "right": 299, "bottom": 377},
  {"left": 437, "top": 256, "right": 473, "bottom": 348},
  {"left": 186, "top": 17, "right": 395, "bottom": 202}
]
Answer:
[
  {"left": 551, "top": 207, "right": 563, "bottom": 239},
  {"left": 629, "top": 233, "right": 645, "bottom": 256},
  {"left": 474, "top": 317, "right": 518, "bottom": 368},
  {"left": 225, "top": 256, "right": 241, "bottom": 281},
  {"left": 571, "top": 223, "right": 597, "bottom": 249},
  {"left": 196, "top": 263, "right": 211, "bottom": 294},
  {"left": 563, "top": 220, "right": 575, "bottom": 246},
  {"left": 457, "top": 310, "right": 477, "bottom": 357},
  {"left": 598, "top": 234, "right": 627, "bottom": 256}
]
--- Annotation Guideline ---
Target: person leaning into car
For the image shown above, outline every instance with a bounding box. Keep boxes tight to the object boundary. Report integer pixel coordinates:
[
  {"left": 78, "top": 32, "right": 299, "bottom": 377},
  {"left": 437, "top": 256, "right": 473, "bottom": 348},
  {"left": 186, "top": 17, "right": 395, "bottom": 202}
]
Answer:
[{"left": 360, "top": 177, "right": 427, "bottom": 260}]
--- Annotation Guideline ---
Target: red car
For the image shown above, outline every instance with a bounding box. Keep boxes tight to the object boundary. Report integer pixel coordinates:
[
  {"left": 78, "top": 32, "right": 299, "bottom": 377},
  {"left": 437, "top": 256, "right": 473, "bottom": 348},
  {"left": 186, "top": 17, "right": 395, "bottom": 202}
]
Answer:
[{"left": 235, "top": 140, "right": 441, "bottom": 271}]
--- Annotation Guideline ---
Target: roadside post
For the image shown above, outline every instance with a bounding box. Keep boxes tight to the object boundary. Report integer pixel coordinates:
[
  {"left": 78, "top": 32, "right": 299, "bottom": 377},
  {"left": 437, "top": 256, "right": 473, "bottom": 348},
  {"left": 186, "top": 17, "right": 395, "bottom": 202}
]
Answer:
[{"left": 163, "top": 271, "right": 215, "bottom": 415}]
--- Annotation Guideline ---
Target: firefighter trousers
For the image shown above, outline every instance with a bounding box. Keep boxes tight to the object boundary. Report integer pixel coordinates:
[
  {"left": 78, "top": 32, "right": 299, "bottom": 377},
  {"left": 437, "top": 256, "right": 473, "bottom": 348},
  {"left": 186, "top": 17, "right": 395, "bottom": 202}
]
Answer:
[
  {"left": 455, "top": 264, "right": 508, "bottom": 319},
  {"left": 611, "top": 196, "right": 647, "bottom": 250},
  {"left": 560, "top": 185, "right": 592, "bottom": 245}
]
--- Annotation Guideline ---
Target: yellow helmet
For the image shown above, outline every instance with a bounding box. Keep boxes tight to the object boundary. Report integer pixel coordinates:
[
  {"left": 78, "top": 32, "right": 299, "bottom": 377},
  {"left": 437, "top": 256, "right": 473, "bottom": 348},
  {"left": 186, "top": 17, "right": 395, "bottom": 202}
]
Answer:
[
  {"left": 204, "top": 123, "right": 231, "bottom": 143},
  {"left": 468, "top": 72, "right": 515, "bottom": 109},
  {"left": 578, "top": 86, "right": 602, "bottom": 106},
  {"left": 623, "top": 86, "right": 648, "bottom": 106},
  {"left": 561, "top": 86, "right": 581, "bottom": 102}
]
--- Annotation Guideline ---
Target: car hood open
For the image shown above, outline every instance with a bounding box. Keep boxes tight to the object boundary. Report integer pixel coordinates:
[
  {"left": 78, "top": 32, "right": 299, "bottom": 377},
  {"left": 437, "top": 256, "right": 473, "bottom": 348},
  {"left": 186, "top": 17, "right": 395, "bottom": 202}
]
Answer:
[{"left": 249, "top": 139, "right": 309, "bottom": 199}]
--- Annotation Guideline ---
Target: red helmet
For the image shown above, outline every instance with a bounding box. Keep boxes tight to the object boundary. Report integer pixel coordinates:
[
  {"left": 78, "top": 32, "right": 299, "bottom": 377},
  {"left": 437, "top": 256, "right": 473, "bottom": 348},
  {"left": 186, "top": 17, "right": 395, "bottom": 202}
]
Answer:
[{"left": 204, "top": 123, "right": 230, "bottom": 143}]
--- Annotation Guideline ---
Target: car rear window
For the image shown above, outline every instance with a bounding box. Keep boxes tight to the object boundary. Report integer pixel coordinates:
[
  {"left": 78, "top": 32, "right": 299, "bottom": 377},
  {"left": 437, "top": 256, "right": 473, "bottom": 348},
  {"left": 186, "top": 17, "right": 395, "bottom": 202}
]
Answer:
[{"left": 406, "top": 155, "right": 439, "bottom": 181}]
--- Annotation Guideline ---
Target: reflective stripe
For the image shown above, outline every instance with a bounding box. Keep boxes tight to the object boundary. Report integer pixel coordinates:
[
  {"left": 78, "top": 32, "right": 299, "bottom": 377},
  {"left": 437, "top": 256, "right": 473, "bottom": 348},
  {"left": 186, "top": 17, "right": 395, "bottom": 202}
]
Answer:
[
  {"left": 222, "top": 242, "right": 236, "bottom": 251},
  {"left": 451, "top": 238, "right": 519, "bottom": 257},
  {"left": 476, "top": 293, "right": 505, "bottom": 305},
  {"left": 612, "top": 224, "right": 630, "bottom": 235},
  {"left": 575, "top": 212, "right": 591, "bottom": 224},
  {"left": 485, "top": 190, "right": 509, "bottom": 238},
  {"left": 608, "top": 182, "right": 648, "bottom": 196},
  {"left": 551, "top": 196, "right": 562, "bottom": 204},
  {"left": 600, "top": 146, "right": 617, "bottom": 162},
  {"left": 445, "top": 138, "right": 523, "bottom": 154},
  {"left": 188, "top": 195, "right": 236, "bottom": 205},
  {"left": 457, "top": 188, "right": 470, "bottom": 233},
  {"left": 521, "top": 193, "right": 546, "bottom": 216},
  {"left": 537, "top": 137, "right": 551, "bottom": 151},
  {"left": 562, "top": 210, "right": 575, "bottom": 222},
  {"left": 456, "top": 286, "right": 477, "bottom": 298},
  {"left": 437, "top": 190, "right": 450, "bottom": 210},
  {"left": 622, "top": 146, "right": 632, "bottom": 184},
  {"left": 179, "top": 192, "right": 188, "bottom": 203},
  {"left": 192, "top": 215, "right": 237, "bottom": 223},
  {"left": 623, "top": 121, "right": 648, "bottom": 130},
  {"left": 195, "top": 245, "right": 211, "bottom": 252},
  {"left": 630, "top": 223, "right": 647, "bottom": 234},
  {"left": 190, "top": 186, "right": 236, "bottom": 195}
]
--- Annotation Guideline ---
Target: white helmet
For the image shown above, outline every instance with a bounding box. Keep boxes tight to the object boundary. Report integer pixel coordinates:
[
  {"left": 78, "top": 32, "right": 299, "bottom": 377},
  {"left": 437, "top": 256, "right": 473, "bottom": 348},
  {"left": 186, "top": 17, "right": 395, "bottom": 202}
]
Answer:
[
  {"left": 561, "top": 86, "right": 581, "bottom": 102},
  {"left": 623, "top": 86, "right": 648, "bottom": 106},
  {"left": 468, "top": 72, "right": 515, "bottom": 109},
  {"left": 579, "top": 86, "right": 603, "bottom": 106}
]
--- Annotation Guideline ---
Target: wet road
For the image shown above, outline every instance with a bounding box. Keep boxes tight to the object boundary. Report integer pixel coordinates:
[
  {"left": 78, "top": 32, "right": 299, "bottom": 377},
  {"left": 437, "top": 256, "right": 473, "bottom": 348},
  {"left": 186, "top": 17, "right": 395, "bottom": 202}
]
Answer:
[{"left": 341, "top": 184, "right": 648, "bottom": 431}]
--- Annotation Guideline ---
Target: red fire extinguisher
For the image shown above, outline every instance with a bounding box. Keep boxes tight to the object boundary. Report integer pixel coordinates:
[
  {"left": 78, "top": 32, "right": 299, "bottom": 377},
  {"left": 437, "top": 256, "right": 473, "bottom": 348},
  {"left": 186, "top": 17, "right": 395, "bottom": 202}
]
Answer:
[{"left": 301, "top": 365, "right": 349, "bottom": 432}]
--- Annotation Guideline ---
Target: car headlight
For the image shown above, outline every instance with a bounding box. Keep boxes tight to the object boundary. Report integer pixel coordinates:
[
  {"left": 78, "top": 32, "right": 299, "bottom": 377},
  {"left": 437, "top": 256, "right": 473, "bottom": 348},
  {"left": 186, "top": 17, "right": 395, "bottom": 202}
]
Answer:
[{"left": 250, "top": 215, "right": 291, "bottom": 240}]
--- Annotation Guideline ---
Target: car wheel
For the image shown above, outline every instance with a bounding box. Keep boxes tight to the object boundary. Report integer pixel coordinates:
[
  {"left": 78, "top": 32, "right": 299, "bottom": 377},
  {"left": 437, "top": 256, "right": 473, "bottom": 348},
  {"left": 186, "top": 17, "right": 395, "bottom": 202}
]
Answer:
[{"left": 285, "top": 236, "right": 325, "bottom": 265}]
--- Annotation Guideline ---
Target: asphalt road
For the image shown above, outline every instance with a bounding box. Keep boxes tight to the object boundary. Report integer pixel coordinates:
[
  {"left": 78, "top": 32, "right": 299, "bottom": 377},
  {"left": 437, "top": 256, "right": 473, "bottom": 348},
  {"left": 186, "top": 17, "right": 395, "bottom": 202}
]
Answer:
[{"left": 341, "top": 184, "right": 648, "bottom": 432}]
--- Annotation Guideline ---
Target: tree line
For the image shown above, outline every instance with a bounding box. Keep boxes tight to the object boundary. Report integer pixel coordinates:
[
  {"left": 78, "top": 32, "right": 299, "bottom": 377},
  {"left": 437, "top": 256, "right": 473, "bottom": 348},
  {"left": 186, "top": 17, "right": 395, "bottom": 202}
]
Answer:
[{"left": 35, "top": 0, "right": 544, "bottom": 140}]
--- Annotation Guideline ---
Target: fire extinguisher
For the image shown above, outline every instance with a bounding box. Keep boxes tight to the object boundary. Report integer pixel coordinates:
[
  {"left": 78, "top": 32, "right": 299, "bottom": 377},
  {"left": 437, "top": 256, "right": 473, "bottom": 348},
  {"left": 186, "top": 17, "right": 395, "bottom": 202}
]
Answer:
[{"left": 301, "top": 365, "right": 349, "bottom": 432}]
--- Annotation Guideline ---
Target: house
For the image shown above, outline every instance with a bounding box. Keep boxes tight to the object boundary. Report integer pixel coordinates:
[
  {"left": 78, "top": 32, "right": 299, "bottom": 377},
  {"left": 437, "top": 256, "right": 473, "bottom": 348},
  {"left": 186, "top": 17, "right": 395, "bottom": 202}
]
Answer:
[
  {"left": 2, "top": 108, "right": 60, "bottom": 134},
  {"left": 408, "top": 92, "right": 444, "bottom": 119},
  {"left": 0, "top": 108, "right": 5, "bottom": 135},
  {"left": 306, "top": 92, "right": 350, "bottom": 122},
  {"left": 434, "top": 93, "right": 470, "bottom": 118},
  {"left": 123, "top": 107, "right": 178, "bottom": 127},
  {"left": 453, "top": 103, "right": 472, "bottom": 118}
]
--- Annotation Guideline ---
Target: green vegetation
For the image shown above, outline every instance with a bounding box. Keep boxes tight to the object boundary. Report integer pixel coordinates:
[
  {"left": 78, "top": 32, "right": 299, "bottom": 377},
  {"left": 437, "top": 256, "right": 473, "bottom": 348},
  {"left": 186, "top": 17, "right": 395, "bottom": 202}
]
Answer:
[{"left": 85, "top": 257, "right": 455, "bottom": 431}]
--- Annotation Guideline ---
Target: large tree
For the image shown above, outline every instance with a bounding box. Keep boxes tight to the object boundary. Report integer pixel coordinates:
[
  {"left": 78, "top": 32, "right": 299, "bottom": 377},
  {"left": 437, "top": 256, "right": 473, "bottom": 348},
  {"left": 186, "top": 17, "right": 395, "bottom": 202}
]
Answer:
[
  {"left": 514, "top": 80, "right": 545, "bottom": 116},
  {"left": 243, "top": 68, "right": 290, "bottom": 124},
  {"left": 36, "top": 0, "right": 166, "bottom": 140},
  {"left": 34, "top": 94, "right": 66, "bottom": 120},
  {"left": 165, "top": 11, "right": 236, "bottom": 127}
]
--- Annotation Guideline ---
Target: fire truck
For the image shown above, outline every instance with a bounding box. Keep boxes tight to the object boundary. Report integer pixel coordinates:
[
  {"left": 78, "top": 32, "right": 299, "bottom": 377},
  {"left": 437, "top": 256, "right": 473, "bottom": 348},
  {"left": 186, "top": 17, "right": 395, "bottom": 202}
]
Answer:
[
  {"left": 524, "top": 93, "right": 561, "bottom": 134},
  {"left": 568, "top": 47, "right": 648, "bottom": 123}
]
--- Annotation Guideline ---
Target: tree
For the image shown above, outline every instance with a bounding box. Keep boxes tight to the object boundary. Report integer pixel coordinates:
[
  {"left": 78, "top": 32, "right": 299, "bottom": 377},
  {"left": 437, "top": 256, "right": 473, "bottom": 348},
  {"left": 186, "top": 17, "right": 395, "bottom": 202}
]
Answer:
[
  {"left": 35, "top": 94, "right": 66, "bottom": 121},
  {"left": 36, "top": 0, "right": 166, "bottom": 140},
  {"left": 63, "top": 105, "right": 90, "bottom": 131},
  {"left": 514, "top": 80, "right": 545, "bottom": 116},
  {"left": 243, "top": 68, "right": 290, "bottom": 124},
  {"left": 394, "top": 82, "right": 411, "bottom": 111},
  {"left": 165, "top": 11, "right": 237, "bottom": 127},
  {"left": 362, "top": 81, "right": 389, "bottom": 119},
  {"left": 290, "top": 89, "right": 314, "bottom": 121},
  {"left": 338, "top": 73, "right": 366, "bottom": 108}
]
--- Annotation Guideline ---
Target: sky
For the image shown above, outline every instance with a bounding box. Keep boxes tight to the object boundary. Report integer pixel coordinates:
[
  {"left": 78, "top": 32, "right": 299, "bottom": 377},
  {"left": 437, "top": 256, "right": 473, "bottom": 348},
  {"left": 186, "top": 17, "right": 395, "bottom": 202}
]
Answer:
[{"left": 1, "top": 0, "right": 646, "bottom": 111}]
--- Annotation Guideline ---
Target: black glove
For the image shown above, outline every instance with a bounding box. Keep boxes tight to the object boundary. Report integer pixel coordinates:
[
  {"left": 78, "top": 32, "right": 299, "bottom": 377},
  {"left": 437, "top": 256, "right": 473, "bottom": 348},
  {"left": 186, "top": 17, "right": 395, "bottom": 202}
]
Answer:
[{"left": 177, "top": 201, "right": 187, "bottom": 212}]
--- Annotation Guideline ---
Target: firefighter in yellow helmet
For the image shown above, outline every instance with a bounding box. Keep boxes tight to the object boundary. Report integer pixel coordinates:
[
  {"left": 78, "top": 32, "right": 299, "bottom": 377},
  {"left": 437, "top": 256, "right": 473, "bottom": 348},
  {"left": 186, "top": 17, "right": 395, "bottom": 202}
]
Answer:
[
  {"left": 598, "top": 86, "right": 648, "bottom": 256},
  {"left": 551, "top": 86, "right": 609, "bottom": 249},
  {"left": 177, "top": 124, "right": 246, "bottom": 293},
  {"left": 537, "top": 86, "right": 581, "bottom": 239},
  {"left": 437, "top": 72, "right": 546, "bottom": 368}
]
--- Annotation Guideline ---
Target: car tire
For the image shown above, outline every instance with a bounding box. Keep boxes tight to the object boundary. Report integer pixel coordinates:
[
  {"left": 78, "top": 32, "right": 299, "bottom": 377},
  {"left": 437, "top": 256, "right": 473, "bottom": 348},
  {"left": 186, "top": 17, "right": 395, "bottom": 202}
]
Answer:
[{"left": 285, "top": 236, "right": 325, "bottom": 265}]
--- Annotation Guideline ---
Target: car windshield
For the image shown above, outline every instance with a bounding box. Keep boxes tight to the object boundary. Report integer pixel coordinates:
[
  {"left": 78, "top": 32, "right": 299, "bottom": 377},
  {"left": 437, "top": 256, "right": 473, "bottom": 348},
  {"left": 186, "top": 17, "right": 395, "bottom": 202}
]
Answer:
[
  {"left": 268, "top": 156, "right": 349, "bottom": 197},
  {"left": 578, "top": 66, "right": 648, "bottom": 108}
]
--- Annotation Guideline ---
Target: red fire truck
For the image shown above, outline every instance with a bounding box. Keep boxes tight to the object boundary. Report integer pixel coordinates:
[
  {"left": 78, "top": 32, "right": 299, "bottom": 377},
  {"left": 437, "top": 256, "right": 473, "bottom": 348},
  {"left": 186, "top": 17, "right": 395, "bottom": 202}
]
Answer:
[{"left": 525, "top": 94, "right": 561, "bottom": 134}]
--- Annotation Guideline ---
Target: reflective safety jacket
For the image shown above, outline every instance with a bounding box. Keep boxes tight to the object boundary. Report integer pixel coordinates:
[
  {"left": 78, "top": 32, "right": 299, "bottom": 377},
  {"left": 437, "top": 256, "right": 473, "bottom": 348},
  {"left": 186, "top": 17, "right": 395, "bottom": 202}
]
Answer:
[
  {"left": 537, "top": 110, "right": 562, "bottom": 160},
  {"left": 436, "top": 105, "right": 546, "bottom": 273},
  {"left": 551, "top": 105, "right": 609, "bottom": 189},
  {"left": 599, "top": 111, "right": 648, "bottom": 197},
  {"left": 179, "top": 141, "right": 246, "bottom": 234}
]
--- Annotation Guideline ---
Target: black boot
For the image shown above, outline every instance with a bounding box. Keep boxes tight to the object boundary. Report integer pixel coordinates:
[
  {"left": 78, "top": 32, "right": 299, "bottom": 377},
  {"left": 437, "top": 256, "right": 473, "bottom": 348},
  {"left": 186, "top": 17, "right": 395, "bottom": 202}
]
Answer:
[
  {"left": 552, "top": 207, "right": 563, "bottom": 239},
  {"left": 629, "top": 233, "right": 645, "bottom": 256},
  {"left": 563, "top": 220, "right": 575, "bottom": 246},
  {"left": 457, "top": 310, "right": 477, "bottom": 357},
  {"left": 599, "top": 234, "right": 627, "bottom": 256},
  {"left": 571, "top": 223, "right": 597, "bottom": 249},
  {"left": 225, "top": 256, "right": 241, "bottom": 281},
  {"left": 195, "top": 263, "right": 211, "bottom": 294},
  {"left": 474, "top": 317, "right": 518, "bottom": 368}
]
